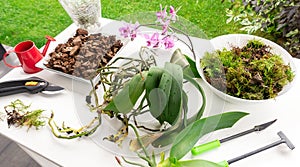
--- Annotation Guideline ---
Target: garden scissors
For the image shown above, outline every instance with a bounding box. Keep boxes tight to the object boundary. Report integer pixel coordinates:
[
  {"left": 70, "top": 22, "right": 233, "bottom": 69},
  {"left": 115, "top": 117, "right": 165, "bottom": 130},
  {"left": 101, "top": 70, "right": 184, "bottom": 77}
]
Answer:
[{"left": 0, "top": 77, "right": 64, "bottom": 96}]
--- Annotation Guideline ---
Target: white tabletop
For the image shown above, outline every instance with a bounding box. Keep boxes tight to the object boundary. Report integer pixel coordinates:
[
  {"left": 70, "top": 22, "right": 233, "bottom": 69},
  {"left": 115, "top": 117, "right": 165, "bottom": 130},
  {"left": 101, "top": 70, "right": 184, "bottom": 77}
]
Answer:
[{"left": 0, "top": 18, "right": 299, "bottom": 167}]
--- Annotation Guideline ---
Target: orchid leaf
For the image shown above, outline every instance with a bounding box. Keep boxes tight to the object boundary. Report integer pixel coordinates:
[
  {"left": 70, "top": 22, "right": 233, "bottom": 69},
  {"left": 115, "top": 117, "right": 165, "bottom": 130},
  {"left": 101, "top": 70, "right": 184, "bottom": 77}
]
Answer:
[
  {"left": 152, "top": 63, "right": 183, "bottom": 125},
  {"left": 182, "top": 91, "right": 188, "bottom": 127},
  {"left": 177, "top": 159, "right": 223, "bottom": 167},
  {"left": 157, "top": 158, "right": 222, "bottom": 167},
  {"left": 148, "top": 88, "right": 168, "bottom": 118},
  {"left": 170, "top": 48, "right": 200, "bottom": 79},
  {"left": 145, "top": 67, "right": 165, "bottom": 118},
  {"left": 163, "top": 63, "right": 183, "bottom": 125},
  {"left": 151, "top": 127, "right": 181, "bottom": 148},
  {"left": 184, "top": 74, "right": 206, "bottom": 121},
  {"left": 170, "top": 49, "right": 189, "bottom": 69},
  {"left": 104, "top": 71, "right": 147, "bottom": 114},
  {"left": 183, "top": 55, "right": 201, "bottom": 78},
  {"left": 152, "top": 71, "right": 205, "bottom": 148},
  {"left": 170, "top": 112, "right": 249, "bottom": 160}
]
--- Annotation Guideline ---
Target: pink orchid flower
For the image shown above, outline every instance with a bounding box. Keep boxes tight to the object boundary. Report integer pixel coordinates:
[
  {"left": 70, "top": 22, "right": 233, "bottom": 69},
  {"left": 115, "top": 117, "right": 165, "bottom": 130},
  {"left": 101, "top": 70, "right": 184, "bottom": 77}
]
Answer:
[
  {"left": 145, "top": 32, "right": 160, "bottom": 48},
  {"left": 120, "top": 5, "right": 181, "bottom": 50},
  {"left": 156, "top": 4, "right": 167, "bottom": 22},
  {"left": 119, "top": 23, "right": 131, "bottom": 38},
  {"left": 119, "top": 22, "right": 140, "bottom": 40},
  {"left": 170, "top": 6, "right": 180, "bottom": 22},
  {"left": 163, "top": 36, "right": 175, "bottom": 49}
]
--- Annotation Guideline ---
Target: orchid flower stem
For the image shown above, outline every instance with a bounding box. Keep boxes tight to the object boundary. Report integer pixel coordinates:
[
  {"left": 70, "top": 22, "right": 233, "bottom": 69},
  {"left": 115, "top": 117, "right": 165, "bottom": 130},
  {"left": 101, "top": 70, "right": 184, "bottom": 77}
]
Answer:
[{"left": 169, "top": 25, "right": 196, "bottom": 60}]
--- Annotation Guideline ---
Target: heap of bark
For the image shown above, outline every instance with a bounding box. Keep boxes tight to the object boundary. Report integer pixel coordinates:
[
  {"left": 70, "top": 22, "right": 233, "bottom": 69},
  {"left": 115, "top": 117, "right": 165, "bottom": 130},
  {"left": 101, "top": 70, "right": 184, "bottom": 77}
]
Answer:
[{"left": 45, "top": 28, "right": 123, "bottom": 80}]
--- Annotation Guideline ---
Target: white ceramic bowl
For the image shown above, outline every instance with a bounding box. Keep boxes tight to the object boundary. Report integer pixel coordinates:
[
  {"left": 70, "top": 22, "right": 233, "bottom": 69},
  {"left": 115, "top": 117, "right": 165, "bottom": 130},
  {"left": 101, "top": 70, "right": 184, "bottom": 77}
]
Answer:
[{"left": 196, "top": 34, "right": 297, "bottom": 104}]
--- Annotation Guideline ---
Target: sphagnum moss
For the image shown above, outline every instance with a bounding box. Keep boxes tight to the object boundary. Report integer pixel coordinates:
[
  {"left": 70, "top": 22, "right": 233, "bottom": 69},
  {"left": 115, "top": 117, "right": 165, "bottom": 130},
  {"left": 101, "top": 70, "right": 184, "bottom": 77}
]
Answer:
[{"left": 201, "top": 40, "right": 295, "bottom": 100}]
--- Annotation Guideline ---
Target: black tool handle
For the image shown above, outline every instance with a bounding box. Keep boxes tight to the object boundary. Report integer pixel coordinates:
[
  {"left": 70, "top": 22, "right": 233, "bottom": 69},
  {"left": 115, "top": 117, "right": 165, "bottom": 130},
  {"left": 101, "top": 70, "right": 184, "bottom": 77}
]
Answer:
[
  {"left": 0, "top": 77, "right": 48, "bottom": 96},
  {"left": 0, "top": 85, "right": 41, "bottom": 96},
  {"left": 0, "top": 86, "right": 28, "bottom": 96}
]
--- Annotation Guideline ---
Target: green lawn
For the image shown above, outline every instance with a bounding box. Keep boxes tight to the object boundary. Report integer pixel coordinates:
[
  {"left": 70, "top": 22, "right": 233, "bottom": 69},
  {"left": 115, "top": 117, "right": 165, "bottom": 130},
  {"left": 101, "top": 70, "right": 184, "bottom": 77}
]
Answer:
[{"left": 0, "top": 0, "right": 242, "bottom": 48}]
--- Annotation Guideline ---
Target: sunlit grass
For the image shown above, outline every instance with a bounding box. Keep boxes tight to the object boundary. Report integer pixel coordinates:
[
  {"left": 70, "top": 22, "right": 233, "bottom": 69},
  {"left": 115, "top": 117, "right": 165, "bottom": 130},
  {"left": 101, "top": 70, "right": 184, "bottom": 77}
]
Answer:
[
  {"left": 0, "top": 1, "right": 71, "bottom": 48},
  {"left": 0, "top": 0, "right": 242, "bottom": 48}
]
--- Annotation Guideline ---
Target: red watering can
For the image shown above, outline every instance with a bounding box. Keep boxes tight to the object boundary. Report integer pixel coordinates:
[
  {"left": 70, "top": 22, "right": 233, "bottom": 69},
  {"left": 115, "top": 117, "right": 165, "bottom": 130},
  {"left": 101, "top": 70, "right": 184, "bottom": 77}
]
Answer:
[{"left": 3, "top": 36, "right": 55, "bottom": 74}]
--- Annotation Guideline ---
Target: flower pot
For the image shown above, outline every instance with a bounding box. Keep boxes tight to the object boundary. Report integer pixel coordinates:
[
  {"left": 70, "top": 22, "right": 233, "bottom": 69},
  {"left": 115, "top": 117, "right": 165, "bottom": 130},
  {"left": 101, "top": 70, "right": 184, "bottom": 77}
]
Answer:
[{"left": 59, "top": 0, "right": 101, "bottom": 33}]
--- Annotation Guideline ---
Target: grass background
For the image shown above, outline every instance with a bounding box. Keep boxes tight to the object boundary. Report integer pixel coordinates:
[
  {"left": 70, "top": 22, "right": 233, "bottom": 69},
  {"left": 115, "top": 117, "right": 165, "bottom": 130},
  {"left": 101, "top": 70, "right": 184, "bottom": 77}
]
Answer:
[{"left": 0, "top": 0, "right": 242, "bottom": 48}]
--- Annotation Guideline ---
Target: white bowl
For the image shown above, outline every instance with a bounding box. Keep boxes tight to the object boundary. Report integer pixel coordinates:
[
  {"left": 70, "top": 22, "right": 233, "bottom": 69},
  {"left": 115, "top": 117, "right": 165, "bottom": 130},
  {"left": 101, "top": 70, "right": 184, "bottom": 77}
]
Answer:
[{"left": 196, "top": 34, "right": 297, "bottom": 104}]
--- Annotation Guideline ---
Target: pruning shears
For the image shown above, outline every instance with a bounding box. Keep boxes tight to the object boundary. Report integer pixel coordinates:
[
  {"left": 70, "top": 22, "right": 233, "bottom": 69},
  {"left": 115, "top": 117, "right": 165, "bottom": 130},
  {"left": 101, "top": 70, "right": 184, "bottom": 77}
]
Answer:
[{"left": 0, "top": 77, "right": 64, "bottom": 96}]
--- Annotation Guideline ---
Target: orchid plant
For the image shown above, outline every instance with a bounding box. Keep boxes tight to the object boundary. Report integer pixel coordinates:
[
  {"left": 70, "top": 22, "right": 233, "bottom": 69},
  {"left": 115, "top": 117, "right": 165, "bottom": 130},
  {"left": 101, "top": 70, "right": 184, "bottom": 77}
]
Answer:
[{"left": 103, "top": 5, "right": 249, "bottom": 167}]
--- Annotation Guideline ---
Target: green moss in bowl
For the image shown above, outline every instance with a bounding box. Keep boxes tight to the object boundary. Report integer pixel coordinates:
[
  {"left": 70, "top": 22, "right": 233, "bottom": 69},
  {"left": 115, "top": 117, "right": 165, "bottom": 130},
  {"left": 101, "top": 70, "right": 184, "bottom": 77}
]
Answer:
[{"left": 200, "top": 39, "right": 295, "bottom": 100}]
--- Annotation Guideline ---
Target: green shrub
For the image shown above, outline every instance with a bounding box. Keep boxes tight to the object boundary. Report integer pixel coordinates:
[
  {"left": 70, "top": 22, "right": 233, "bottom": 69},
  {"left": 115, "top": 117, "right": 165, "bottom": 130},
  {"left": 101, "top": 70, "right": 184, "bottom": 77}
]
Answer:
[{"left": 224, "top": 0, "right": 300, "bottom": 58}]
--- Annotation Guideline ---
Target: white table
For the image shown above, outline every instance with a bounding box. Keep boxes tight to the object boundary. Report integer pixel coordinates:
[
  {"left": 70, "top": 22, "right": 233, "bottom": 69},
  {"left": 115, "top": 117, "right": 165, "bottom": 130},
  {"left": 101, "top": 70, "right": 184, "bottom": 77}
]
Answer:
[{"left": 0, "top": 18, "right": 299, "bottom": 167}]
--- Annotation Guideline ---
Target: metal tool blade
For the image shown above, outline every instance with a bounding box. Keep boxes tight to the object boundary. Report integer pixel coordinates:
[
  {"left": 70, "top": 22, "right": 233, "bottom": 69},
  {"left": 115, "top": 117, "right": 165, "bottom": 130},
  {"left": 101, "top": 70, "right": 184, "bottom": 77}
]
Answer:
[
  {"left": 254, "top": 119, "right": 277, "bottom": 131},
  {"left": 43, "top": 85, "right": 64, "bottom": 92},
  {"left": 220, "top": 119, "right": 277, "bottom": 143},
  {"left": 42, "top": 85, "right": 64, "bottom": 94}
]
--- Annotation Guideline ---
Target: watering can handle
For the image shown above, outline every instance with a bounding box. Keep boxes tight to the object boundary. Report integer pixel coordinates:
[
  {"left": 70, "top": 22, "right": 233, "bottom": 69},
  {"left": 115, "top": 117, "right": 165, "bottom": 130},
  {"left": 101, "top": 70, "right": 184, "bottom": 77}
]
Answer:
[
  {"left": 41, "top": 35, "right": 56, "bottom": 56},
  {"left": 3, "top": 50, "right": 22, "bottom": 68}
]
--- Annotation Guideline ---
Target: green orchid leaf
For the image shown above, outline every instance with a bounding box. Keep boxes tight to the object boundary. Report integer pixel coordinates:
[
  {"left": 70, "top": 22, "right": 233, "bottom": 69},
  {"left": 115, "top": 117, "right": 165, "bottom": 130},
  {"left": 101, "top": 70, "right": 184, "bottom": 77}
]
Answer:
[
  {"left": 145, "top": 66, "right": 165, "bottom": 118},
  {"left": 164, "top": 63, "right": 183, "bottom": 125},
  {"left": 155, "top": 70, "right": 173, "bottom": 124},
  {"left": 184, "top": 55, "right": 201, "bottom": 78},
  {"left": 170, "top": 112, "right": 249, "bottom": 160},
  {"left": 152, "top": 74, "right": 205, "bottom": 148},
  {"left": 182, "top": 91, "right": 188, "bottom": 127},
  {"left": 152, "top": 63, "right": 183, "bottom": 125},
  {"left": 104, "top": 71, "right": 147, "bottom": 114},
  {"left": 157, "top": 158, "right": 222, "bottom": 167},
  {"left": 183, "top": 74, "right": 206, "bottom": 121},
  {"left": 164, "top": 62, "right": 183, "bottom": 89},
  {"left": 148, "top": 88, "right": 168, "bottom": 118},
  {"left": 177, "top": 159, "right": 223, "bottom": 167},
  {"left": 170, "top": 49, "right": 201, "bottom": 79},
  {"left": 176, "top": 159, "right": 223, "bottom": 167},
  {"left": 170, "top": 49, "right": 190, "bottom": 69}
]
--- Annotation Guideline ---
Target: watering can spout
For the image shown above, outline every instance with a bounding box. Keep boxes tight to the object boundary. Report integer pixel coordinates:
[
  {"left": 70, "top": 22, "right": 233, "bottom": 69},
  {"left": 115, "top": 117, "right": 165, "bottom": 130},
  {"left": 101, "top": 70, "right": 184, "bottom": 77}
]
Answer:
[{"left": 42, "top": 35, "right": 56, "bottom": 56}]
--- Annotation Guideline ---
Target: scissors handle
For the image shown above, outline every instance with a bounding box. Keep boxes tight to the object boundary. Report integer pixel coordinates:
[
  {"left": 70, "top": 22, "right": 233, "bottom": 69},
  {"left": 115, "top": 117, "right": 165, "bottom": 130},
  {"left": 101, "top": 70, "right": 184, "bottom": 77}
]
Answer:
[{"left": 0, "top": 77, "right": 48, "bottom": 96}]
